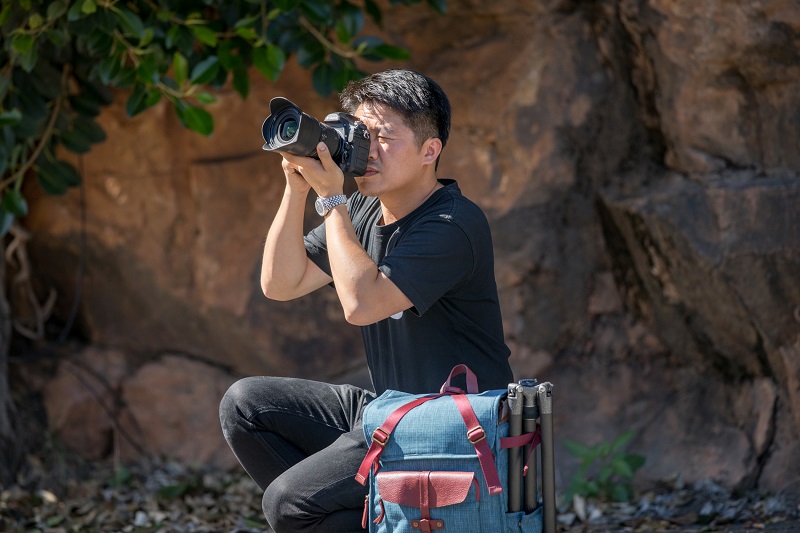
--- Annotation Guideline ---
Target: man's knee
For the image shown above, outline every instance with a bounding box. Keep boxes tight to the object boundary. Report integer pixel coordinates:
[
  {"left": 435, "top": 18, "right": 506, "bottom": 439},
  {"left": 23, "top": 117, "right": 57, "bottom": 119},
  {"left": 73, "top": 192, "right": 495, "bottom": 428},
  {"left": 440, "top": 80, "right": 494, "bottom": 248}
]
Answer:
[
  {"left": 219, "top": 378, "right": 250, "bottom": 438},
  {"left": 263, "top": 474, "right": 308, "bottom": 533}
]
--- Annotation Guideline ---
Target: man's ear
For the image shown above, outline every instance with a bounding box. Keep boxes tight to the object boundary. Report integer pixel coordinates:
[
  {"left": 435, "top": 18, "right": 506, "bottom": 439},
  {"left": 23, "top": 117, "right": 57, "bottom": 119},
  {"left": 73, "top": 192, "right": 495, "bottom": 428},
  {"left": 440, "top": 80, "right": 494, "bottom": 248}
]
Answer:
[{"left": 421, "top": 137, "right": 443, "bottom": 166}]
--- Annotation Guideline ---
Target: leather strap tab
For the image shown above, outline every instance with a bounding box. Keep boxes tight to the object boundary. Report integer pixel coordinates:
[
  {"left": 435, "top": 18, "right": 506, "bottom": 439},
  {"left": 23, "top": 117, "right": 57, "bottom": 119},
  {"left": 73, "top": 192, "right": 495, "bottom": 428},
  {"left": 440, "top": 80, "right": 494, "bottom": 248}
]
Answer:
[{"left": 411, "top": 518, "right": 445, "bottom": 531}]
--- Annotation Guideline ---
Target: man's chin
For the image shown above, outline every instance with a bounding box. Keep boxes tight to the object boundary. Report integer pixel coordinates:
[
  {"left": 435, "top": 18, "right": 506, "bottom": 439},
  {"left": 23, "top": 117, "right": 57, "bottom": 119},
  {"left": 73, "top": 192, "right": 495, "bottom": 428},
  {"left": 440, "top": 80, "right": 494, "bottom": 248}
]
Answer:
[{"left": 354, "top": 177, "right": 378, "bottom": 197}]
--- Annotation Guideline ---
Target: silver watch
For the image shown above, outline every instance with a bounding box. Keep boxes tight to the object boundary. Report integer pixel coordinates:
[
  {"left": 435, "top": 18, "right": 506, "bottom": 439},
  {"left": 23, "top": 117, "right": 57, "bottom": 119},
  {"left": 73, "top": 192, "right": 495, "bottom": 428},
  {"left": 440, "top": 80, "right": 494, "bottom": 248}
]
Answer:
[{"left": 314, "top": 194, "right": 347, "bottom": 216}]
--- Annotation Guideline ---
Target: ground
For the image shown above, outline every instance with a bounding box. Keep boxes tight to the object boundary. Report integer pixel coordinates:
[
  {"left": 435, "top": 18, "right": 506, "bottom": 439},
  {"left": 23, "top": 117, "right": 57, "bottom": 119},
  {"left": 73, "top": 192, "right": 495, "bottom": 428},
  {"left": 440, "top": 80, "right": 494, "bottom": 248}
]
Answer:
[{"left": 1, "top": 457, "right": 797, "bottom": 533}]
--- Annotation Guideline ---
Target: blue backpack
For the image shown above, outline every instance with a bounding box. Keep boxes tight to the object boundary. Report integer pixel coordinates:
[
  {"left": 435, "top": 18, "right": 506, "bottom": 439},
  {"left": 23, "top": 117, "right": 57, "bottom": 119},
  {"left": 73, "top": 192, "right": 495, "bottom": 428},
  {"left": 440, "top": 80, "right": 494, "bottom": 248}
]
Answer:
[{"left": 355, "top": 365, "right": 555, "bottom": 533}]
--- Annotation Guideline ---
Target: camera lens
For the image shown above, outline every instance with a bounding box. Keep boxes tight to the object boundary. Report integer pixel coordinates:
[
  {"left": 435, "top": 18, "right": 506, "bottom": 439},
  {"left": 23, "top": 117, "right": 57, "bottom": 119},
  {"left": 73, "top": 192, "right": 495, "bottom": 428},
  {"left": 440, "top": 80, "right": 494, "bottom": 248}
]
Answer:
[{"left": 278, "top": 118, "right": 298, "bottom": 141}]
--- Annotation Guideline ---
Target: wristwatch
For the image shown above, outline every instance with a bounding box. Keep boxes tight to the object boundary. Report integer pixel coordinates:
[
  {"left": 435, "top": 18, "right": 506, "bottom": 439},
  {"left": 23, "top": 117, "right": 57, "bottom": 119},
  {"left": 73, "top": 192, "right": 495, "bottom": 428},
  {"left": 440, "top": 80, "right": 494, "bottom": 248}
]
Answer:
[{"left": 314, "top": 194, "right": 347, "bottom": 216}]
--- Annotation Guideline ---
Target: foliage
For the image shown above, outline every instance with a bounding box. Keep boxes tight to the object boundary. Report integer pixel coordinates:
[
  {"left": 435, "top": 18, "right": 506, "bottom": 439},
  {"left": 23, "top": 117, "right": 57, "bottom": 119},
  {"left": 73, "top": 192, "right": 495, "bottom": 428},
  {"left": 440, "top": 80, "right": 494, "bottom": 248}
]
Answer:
[
  {"left": 563, "top": 429, "right": 646, "bottom": 504},
  {"left": 0, "top": 0, "right": 446, "bottom": 235}
]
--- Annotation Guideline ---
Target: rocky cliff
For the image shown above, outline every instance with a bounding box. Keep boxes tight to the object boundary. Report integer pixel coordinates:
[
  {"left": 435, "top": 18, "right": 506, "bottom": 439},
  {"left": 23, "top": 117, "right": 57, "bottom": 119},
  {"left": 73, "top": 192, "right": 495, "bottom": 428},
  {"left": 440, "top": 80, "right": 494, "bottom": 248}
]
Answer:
[{"left": 16, "top": 0, "right": 799, "bottom": 491}]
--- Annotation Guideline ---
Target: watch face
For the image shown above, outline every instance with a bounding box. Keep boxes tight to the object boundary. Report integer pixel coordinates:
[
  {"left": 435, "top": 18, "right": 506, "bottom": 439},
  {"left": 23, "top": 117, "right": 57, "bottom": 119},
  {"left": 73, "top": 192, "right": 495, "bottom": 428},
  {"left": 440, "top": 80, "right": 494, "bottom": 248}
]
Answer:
[{"left": 314, "top": 196, "right": 326, "bottom": 216}]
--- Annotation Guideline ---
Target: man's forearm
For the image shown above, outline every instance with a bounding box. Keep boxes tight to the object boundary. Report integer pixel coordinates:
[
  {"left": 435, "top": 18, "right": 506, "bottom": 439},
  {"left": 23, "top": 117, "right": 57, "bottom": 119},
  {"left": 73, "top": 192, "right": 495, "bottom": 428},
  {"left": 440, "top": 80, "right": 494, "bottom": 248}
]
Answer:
[
  {"left": 261, "top": 186, "right": 313, "bottom": 300},
  {"left": 325, "top": 205, "right": 411, "bottom": 325}
]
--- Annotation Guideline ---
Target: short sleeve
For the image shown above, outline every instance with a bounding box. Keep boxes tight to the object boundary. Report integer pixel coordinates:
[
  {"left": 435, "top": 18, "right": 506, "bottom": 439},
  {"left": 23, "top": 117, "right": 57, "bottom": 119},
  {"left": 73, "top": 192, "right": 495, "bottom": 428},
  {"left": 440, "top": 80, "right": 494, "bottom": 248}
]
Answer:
[{"left": 378, "top": 216, "right": 473, "bottom": 315}]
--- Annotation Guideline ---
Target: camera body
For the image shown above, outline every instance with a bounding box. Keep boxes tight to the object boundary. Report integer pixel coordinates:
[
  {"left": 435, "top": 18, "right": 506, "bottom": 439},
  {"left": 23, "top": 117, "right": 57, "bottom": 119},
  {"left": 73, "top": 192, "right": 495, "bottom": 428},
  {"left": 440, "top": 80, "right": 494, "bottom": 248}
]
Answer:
[{"left": 261, "top": 97, "right": 370, "bottom": 177}]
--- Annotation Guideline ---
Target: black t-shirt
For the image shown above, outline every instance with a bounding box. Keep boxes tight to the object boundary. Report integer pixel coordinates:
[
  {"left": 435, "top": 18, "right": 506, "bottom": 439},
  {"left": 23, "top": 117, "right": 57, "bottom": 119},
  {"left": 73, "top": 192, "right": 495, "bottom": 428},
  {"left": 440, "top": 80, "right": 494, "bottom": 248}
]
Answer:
[{"left": 305, "top": 179, "right": 512, "bottom": 395}]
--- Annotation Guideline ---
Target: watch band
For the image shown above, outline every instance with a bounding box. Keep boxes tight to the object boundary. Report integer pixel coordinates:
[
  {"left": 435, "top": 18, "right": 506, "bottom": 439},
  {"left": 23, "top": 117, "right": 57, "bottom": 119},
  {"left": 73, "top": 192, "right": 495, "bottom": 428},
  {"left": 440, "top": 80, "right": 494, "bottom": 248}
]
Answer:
[{"left": 315, "top": 194, "right": 347, "bottom": 216}]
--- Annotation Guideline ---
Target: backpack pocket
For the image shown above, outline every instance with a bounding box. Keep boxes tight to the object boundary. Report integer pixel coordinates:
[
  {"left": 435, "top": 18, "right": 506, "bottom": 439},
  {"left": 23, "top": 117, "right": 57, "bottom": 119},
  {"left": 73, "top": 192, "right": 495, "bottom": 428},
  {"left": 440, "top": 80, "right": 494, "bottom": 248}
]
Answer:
[{"left": 370, "top": 470, "right": 481, "bottom": 532}]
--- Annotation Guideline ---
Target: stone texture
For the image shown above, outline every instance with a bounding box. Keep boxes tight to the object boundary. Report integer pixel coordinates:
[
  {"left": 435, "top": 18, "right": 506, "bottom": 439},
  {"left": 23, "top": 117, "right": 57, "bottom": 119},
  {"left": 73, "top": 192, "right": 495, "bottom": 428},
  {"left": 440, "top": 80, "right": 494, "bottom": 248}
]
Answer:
[
  {"left": 117, "top": 354, "right": 238, "bottom": 469},
  {"left": 17, "top": 0, "right": 800, "bottom": 491},
  {"left": 41, "top": 348, "right": 129, "bottom": 459}
]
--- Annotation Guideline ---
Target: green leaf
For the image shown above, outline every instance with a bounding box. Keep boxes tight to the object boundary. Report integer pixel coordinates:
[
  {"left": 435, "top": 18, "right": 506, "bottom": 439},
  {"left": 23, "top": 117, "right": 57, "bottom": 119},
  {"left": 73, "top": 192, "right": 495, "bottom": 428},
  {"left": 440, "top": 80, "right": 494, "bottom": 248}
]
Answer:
[
  {"left": 312, "top": 63, "right": 333, "bottom": 97},
  {"left": 296, "top": 39, "right": 325, "bottom": 68},
  {"left": 94, "top": 55, "right": 121, "bottom": 85},
  {"left": 252, "top": 45, "right": 285, "bottom": 81},
  {"left": 563, "top": 440, "right": 592, "bottom": 459},
  {"left": 47, "top": 0, "right": 69, "bottom": 20},
  {"left": 0, "top": 142, "right": 8, "bottom": 177},
  {"left": 28, "top": 12, "right": 44, "bottom": 29},
  {"left": 0, "top": 110, "right": 23, "bottom": 127},
  {"left": 0, "top": 208, "right": 14, "bottom": 237},
  {"left": 623, "top": 453, "right": 646, "bottom": 472},
  {"left": 46, "top": 515, "right": 65, "bottom": 527},
  {"left": 85, "top": 28, "right": 114, "bottom": 55},
  {"left": 60, "top": 129, "right": 92, "bottom": 153},
  {"left": 0, "top": 75, "right": 9, "bottom": 101},
  {"left": 364, "top": 0, "right": 382, "bottom": 26},
  {"left": 0, "top": 5, "right": 12, "bottom": 27},
  {"left": 173, "top": 52, "right": 189, "bottom": 85},
  {"left": 69, "top": 93, "right": 101, "bottom": 117},
  {"left": 611, "top": 455, "right": 634, "bottom": 478},
  {"left": 116, "top": 8, "right": 144, "bottom": 38},
  {"left": 1, "top": 190, "right": 28, "bottom": 217},
  {"left": 191, "top": 25, "right": 218, "bottom": 47},
  {"left": 427, "top": 0, "right": 447, "bottom": 14},
  {"left": 125, "top": 84, "right": 149, "bottom": 117},
  {"left": 610, "top": 483, "right": 632, "bottom": 502},
  {"left": 232, "top": 68, "right": 249, "bottom": 99},
  {"left": 235, "top": 26, "right": 258, "bottom": 40},
  {"left": 194, "top": 92, "right": 217, "bottom": 105},
  {"left": 273, "top": 0, "right": 300, "bottom": 10},
  {"left": 190, "top": 56, "right": 220, "bottom": 85},
  {"left": 37, "top": 161, "right": 69, "bottom": 195},
  {"left": 67, "top": 0, "right": 88, "bottom": 21},
  {"left": 610, "top": 430, "right": 634, "bottom": 453},
  {"left": 234, "top": 15, "right": 259, "bottom": 30},
  {"left": 301, "top": 0, "right": 333, "bottom": 24},
  {"left": 217, "top": 40, "right": 244, "bottom": 70},
  {"left": 371, "top": 43, "right": 411, "bottom": 60},
  {"left": 157, "top": 483, "right": 189, "bottom": 500},
  {"left": 136, "top": 53, "right": 159, "bottom": 84},
  {"left": 46, "top": 27, "right": 70, "bottom": 47},
  {"left": 81, "top": 0, "right": 97, "bottom": 15},
  {"left": 11, "top": 34, "right": 35, "bottom": 55},
  {"left": 73, "top": 116, "right": 106, "bottom": 143},
  {"left": 176, "top": 104, "right": 213, "bottom": 136},
  {"left": 335, "top": 3, "right": 364, "bottom": 43}
]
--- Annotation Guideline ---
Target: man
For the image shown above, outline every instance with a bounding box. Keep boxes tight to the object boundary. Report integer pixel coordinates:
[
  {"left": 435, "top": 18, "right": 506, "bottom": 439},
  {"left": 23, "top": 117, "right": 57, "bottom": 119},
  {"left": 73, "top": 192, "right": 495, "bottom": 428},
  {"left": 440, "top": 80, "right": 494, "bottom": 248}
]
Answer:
[{"left": 220, "top": 69, "right": 513, "bottom": 532}]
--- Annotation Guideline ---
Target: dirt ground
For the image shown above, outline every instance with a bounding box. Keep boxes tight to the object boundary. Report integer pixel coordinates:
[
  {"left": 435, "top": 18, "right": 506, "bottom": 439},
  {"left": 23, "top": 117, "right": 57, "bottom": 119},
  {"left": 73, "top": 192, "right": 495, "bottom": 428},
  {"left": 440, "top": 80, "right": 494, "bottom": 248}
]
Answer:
[{"left": 1, "top": 457, "right": 798, "bottom": 532}]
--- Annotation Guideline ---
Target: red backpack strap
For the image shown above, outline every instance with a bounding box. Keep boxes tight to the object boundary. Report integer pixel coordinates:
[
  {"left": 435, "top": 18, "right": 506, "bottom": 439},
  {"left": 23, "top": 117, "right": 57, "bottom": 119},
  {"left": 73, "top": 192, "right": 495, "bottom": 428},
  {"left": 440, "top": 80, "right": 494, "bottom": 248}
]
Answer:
[
  {"left": 449, "top": 393, "right": 503, "bottom": 495},
  {"left": 355, "top": 393, "right": 444, "bottom": 485},
  {"left": 440, "top": 364, "right": 479, "bottom": 394}
]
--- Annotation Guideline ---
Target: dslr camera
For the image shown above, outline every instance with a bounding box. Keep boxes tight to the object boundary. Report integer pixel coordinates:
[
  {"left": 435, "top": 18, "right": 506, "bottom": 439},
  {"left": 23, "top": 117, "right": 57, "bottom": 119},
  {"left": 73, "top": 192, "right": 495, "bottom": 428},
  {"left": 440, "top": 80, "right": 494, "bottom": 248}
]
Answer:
[{"left": 261, "top": 97, "right": 370, "bottom": 177}]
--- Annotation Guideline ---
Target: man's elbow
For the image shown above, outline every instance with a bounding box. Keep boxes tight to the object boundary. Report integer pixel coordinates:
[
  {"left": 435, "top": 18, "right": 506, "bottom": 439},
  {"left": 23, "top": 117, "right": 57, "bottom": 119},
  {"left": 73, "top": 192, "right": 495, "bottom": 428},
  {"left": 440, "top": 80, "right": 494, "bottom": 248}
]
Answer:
[
  {"left": 342, "top": 305, "right": 369, "bottom": 326},
  {"left": 342, "top": 303, "right": 387, "bottom": 326},
  {"left": 261, "top": 277, "right": 293, "bottom": 301}
]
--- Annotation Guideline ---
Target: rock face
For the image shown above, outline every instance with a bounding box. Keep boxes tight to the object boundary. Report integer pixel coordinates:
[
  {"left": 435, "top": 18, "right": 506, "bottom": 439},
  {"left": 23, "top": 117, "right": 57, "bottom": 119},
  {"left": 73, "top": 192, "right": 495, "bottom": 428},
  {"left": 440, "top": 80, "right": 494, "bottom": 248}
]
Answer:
[{"left": 20, "top": 0, "right": 800, "bottom": 490}]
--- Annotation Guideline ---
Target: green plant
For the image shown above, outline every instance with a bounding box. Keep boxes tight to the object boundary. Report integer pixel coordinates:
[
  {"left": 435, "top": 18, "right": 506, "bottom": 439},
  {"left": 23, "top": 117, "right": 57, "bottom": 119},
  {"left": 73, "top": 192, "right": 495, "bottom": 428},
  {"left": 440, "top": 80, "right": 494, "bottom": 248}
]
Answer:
[
  {"left": 0, "top": 0, "right": 446, "bottom": 233},
  {"left": 563, "top": 429, "right": 645, "bottom": 504},
  {"left": 0, "top": 0, "right": 447, "bottom": 487}
]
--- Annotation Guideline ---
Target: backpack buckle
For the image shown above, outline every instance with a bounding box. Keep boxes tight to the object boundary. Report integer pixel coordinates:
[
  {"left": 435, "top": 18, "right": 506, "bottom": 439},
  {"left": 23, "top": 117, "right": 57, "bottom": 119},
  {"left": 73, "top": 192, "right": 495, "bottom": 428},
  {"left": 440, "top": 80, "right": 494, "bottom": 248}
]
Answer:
[
  {"left": 467, "top": 425, "right": 486, "bottom": 444},
  {"left": 372, "top": 427, "right": 390, "bottom": 446}
]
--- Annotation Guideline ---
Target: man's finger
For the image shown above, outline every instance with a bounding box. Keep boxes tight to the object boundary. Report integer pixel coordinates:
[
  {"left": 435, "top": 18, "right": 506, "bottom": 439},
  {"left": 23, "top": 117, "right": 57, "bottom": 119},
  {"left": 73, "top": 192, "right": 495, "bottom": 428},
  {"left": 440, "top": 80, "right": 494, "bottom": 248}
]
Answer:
[{"left": 316, "top": 142, "right": 336, "bottom": 170}]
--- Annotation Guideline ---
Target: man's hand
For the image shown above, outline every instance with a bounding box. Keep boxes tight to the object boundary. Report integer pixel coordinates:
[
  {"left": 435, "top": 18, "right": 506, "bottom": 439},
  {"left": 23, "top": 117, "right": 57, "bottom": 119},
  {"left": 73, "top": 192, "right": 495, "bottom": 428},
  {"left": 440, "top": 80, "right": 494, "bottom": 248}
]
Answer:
[
  {"left": 280, "top": 156, "right": 313, "bottom": 196},
  {"left": 281, "top": 143, "right": 345, "bottom": 198}
]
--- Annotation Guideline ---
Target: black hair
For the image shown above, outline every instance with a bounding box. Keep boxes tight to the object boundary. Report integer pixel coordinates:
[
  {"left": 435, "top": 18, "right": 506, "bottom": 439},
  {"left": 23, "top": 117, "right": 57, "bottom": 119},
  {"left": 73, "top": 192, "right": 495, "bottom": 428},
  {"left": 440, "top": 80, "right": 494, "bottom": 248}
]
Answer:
[{"left": 340, "top": 69, "right": 451, "bottom": 165}]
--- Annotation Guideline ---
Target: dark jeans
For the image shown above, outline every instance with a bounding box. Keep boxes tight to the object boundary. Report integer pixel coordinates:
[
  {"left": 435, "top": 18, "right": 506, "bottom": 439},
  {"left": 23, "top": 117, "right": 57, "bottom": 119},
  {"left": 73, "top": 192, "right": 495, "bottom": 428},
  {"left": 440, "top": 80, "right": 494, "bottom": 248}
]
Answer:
[{"left": 219, "top": 376, "right": 376, "bottom": 533}]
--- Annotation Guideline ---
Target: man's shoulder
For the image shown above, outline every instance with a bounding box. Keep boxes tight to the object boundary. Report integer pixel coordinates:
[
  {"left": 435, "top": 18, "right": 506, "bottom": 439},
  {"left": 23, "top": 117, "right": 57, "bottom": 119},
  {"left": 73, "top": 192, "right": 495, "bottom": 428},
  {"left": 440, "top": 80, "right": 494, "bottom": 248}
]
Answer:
[{"left": 431, "top": 180, "right": 492, "bottom": 229}]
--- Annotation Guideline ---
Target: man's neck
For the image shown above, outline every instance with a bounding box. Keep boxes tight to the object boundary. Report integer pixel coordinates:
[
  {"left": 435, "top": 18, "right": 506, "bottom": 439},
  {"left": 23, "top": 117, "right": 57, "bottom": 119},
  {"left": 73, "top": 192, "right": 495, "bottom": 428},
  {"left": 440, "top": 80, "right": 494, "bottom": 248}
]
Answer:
[{"left": 380, "top": 179, "right": 443, "bottom": 225}]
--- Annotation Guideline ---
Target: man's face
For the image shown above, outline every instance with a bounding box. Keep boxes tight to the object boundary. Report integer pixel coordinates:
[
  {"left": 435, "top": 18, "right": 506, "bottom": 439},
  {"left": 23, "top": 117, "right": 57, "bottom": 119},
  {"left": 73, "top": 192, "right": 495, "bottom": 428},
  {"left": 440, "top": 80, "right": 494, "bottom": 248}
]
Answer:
[{"left": 352, "top": 102, "right": 427, "bottom": 198}]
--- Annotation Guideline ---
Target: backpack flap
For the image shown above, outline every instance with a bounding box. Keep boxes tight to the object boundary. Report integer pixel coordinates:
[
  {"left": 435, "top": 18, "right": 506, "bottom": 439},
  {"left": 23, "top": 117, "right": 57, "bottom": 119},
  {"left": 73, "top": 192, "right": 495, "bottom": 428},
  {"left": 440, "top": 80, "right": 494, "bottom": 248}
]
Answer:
[
  {"left": 377, "top": 471, "right": 480, "bottom": 508},
  {"left": 375, "top": 471, "right": 479, "bottom": 531}
]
